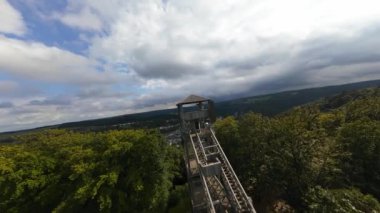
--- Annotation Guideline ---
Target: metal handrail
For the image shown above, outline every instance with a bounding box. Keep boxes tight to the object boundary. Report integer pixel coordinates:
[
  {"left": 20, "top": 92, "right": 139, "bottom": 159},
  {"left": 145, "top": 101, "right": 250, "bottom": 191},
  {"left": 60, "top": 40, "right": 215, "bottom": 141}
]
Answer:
[
  {"left": 210, "top": 128, "right": 256, "bottom": 213},
  {"left": 220, "top": 164, "right": 242, "bottom": 211},
  {"left": 189, "top": 134, "right": 202, "bottom": 166},
  {"left": 202, "top": 175, "right": 216, "bottom": 213},
  {"left": 189, "top": 133, "right": 216, "bottom": 213},
  {"left": 196, "top": 133, "right": 208, "bottom": 162}
]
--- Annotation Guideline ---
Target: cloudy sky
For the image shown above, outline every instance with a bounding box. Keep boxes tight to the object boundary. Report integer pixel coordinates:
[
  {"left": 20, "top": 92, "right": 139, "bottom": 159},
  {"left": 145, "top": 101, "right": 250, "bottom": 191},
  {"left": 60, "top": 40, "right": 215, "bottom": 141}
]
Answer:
[{"left": 1, "top": 0, "right": 380, "bottom": 132}]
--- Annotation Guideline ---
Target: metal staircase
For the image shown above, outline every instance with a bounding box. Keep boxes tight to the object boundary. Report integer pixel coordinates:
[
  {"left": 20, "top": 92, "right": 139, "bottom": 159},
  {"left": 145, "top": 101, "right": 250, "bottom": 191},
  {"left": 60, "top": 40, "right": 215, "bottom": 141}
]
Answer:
[{"left": 177, "top": 95, "right": 256, "bottom": 213}]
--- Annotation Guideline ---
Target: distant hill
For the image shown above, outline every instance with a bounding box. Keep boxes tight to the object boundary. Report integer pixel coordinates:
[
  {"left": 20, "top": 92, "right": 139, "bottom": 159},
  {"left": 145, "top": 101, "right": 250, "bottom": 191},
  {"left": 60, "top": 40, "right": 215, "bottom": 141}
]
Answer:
[
  {"left": 216, "top": 79, "right": 380, "bottom": 116},
  {"left": 1, "top": 79, "right": 380, "bottom": 136}
]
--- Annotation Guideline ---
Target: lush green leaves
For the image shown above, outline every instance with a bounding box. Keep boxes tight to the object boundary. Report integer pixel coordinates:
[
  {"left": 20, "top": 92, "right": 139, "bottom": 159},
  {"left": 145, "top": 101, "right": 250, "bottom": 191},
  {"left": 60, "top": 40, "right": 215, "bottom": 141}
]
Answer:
[
  {"left": 304, "top": 187, "right": 380, "bottom": 212},
  {"left": 0, "top": 129, "right": 181, "bottom": 213},
  {"left": 215, "top": 87, "right": 380, "bottom": 212},
  {"left": 339, "top": 120, "right": 380, "bottom": 198}
]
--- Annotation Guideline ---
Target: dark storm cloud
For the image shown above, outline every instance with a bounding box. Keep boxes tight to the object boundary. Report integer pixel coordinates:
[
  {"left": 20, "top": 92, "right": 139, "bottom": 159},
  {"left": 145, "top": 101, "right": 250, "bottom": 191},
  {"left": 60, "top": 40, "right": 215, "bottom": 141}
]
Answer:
[
  {"left": 76, "top": 87, "right": 131, "bottom": 99},
  {"left": 128, "top": 44, "right": 205, "bottom": 79},
  {"left": 133, "top": 94, "right": 179, "bottom": 108},
  {"left": 215, "top": 49, "right": 288, "bottom": 72},
  {"left": 233, "top": 24, "right": 380, "bottom": 95},
  {"left": 216, "top": 58, "right": 263, "bottom": 71},
  {"left": 29, "top": 98, "right": 71, "bottom": 106},
  {"left": 9, "top": 107, "right": 38, "bottom": 114},
  {"left": 133, "top": 61, "right": 203, "bottom": 79},
  {"left": 0, "top": 101, "right": 14, "bottom": 108},
  {"left": 297, "top": 26, "right": 380, "bottom": 69},
  {"left": 112, "top": 23, "right": 380, "bottom": 109}
]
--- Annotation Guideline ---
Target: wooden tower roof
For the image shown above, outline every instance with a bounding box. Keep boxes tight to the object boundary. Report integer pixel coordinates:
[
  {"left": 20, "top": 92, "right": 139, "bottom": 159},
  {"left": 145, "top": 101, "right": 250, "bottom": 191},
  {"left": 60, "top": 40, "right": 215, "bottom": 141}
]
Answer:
[{"left": 177, "top": 94, "right": 209, "bottom": 105}]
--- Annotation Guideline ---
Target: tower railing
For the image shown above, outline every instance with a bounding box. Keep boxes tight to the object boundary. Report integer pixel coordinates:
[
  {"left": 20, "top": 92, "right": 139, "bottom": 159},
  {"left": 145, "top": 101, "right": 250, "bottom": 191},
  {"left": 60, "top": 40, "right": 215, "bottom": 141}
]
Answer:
[
  {"left": 210, "top": 129, "right": 256, "bottom": 212},
  {"left": 189, "top": 133, "right": 216, "bottom": 213}
]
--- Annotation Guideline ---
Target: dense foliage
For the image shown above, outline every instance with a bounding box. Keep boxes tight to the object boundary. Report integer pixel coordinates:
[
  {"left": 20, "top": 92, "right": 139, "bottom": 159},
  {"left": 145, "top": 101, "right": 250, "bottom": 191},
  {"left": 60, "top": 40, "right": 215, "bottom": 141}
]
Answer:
[
  {"left": 0, "top": 129, "right": 182, "bottom": 213},
  {"left": 215, "top": 87, "right": 380, "bottom": 212},
  {"left": 1, "top": 85, "right": 379, "bottom": 213}
]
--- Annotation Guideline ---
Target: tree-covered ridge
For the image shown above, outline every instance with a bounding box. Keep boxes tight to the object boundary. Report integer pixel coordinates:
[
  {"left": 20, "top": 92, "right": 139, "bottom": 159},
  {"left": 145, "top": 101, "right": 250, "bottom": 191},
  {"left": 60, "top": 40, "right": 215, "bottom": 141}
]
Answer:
[
  {"left": 2, "top": 80, "right": 379, "bottom": 139},
  {"left": 0, "top": 129, "right": 182, "bottom": 213},
  {"left": 214, "top": 87, "right": 380, "bottom": 212}
]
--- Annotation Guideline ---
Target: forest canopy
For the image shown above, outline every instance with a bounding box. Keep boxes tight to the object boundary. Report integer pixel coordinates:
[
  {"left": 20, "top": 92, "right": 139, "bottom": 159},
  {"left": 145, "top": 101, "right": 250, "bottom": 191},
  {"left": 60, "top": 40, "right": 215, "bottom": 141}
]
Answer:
[
  {"left": 1, "top": 87, "right": 379, "bottom": 213},
  {"left": 215, "top": 87, "right": 380, "bottom": 212},
  {"left": 0, "top": 129, "right": 182, "bottom": 213}
]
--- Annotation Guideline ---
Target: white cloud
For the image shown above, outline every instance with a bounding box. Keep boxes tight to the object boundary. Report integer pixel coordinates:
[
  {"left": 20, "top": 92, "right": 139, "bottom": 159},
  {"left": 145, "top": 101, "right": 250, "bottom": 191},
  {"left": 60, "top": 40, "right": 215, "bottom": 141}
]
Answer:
[
  {"left": 0, "top": 92, "right": 137, "bottom": 132},
  {"left": 247, "top": 0, "right": 380, "bottom": 38},
  {"left": 84, "top": 0, "right": 380, "bottom": 96},
  {"left": 54, "top": 7, "right": 103, "bottom": 31},
  {"left": 0, "top": 0, "right": 26, "bottom": 35},
  {"left": 2, "top": 0, "right": 380, "bottom": 132},
  {"left": 52, "top": 0, "right": 128, "bottom": 32},
  {"left": 87, "top": 0, "right": 380, "bottom": 80},
  {"left": 0, "top": 35, "right": 126, "bottom": 85}
]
